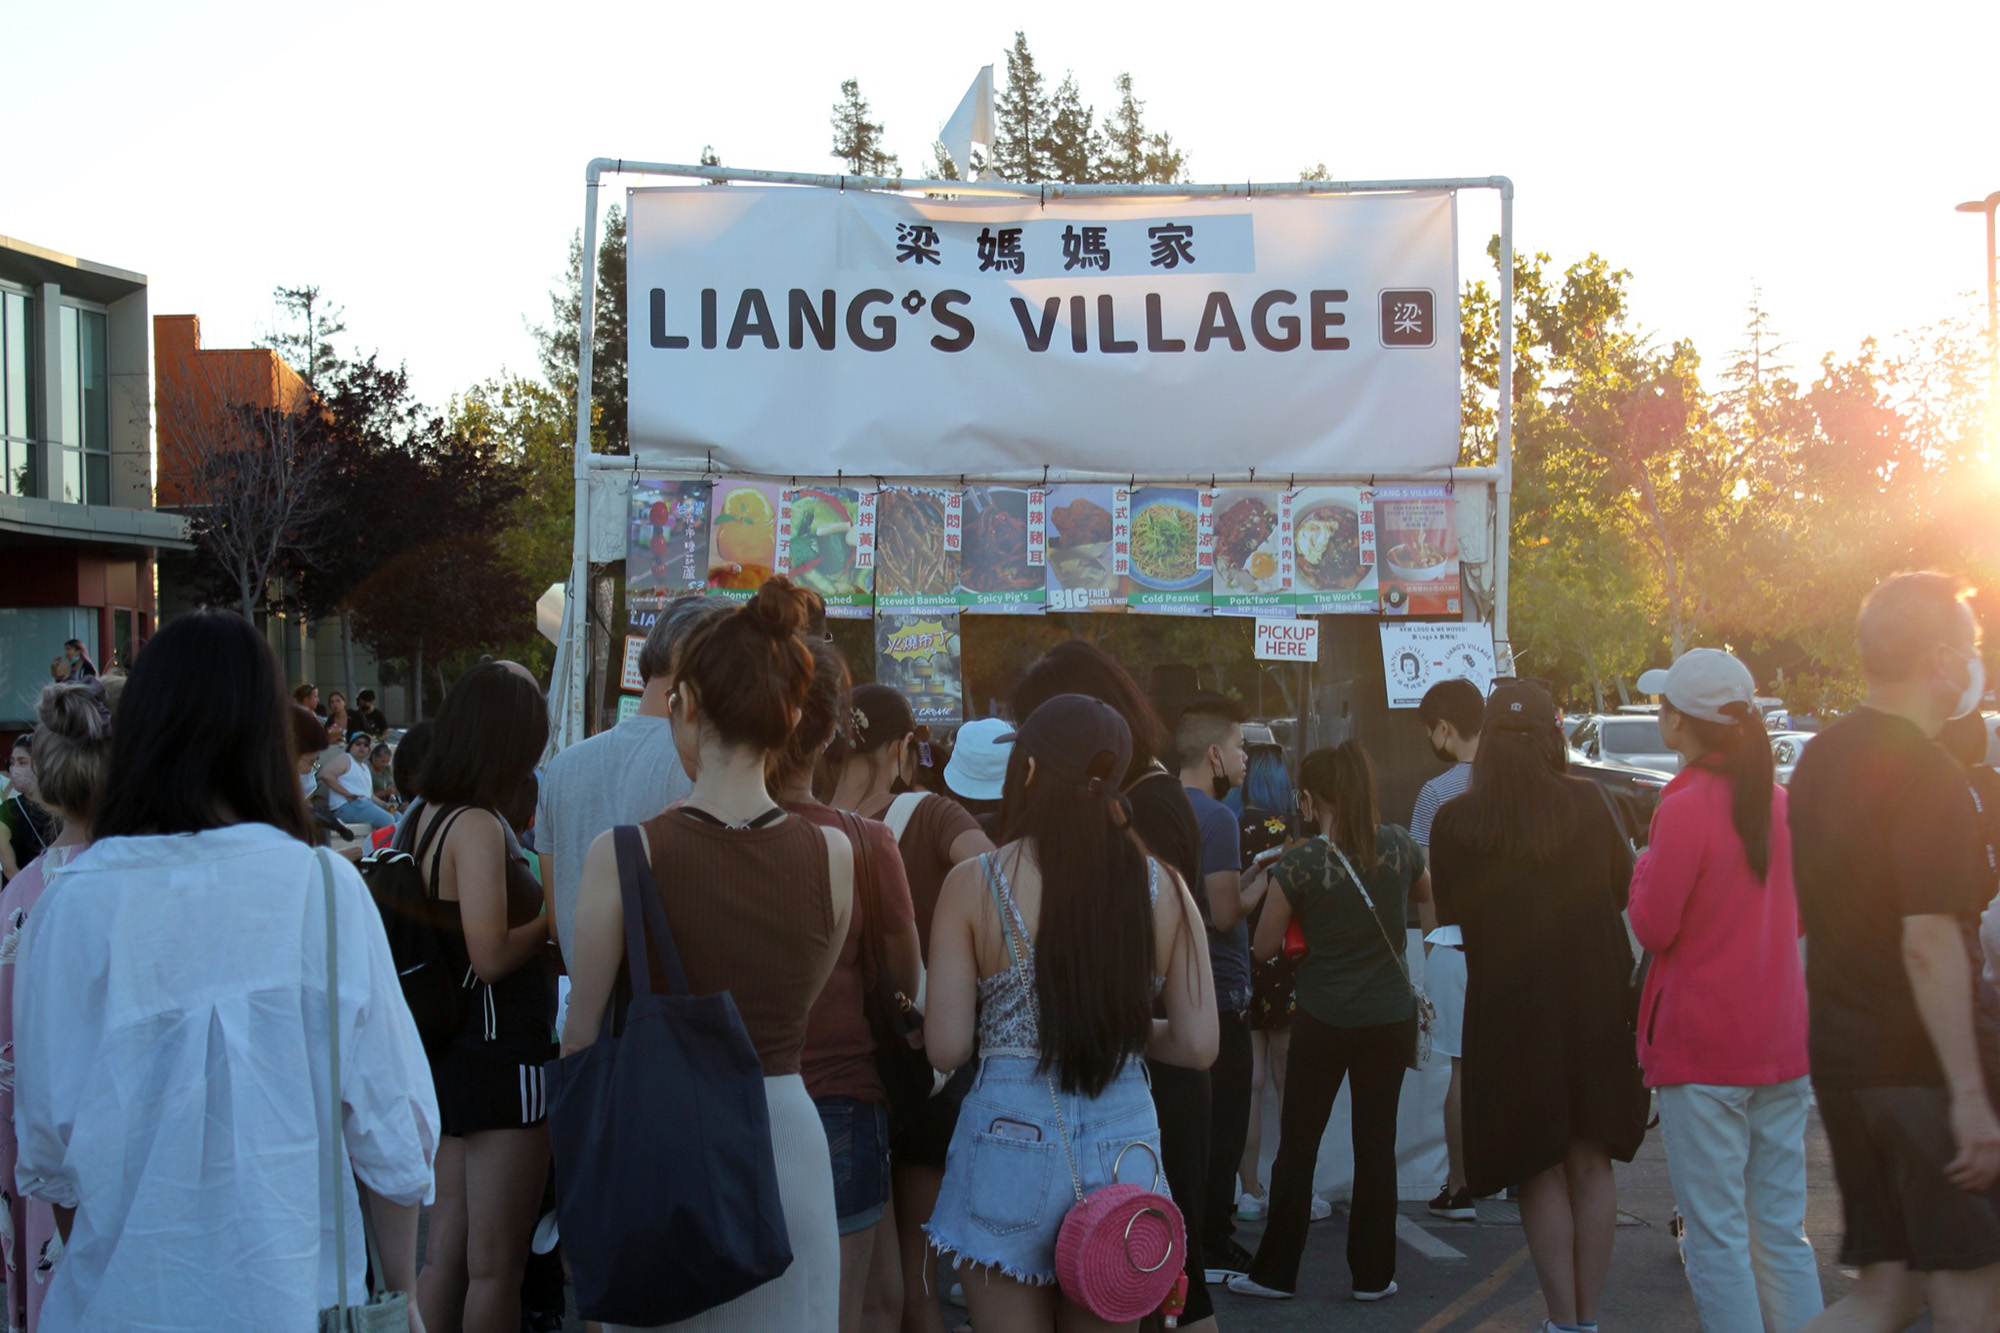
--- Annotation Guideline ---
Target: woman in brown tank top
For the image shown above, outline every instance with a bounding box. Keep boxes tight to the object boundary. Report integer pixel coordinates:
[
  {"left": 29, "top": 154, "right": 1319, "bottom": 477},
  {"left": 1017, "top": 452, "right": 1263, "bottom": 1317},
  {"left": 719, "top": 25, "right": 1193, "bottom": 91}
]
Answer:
[{"left": 564, "top": 579, "right": 855, "bottom": 1332}]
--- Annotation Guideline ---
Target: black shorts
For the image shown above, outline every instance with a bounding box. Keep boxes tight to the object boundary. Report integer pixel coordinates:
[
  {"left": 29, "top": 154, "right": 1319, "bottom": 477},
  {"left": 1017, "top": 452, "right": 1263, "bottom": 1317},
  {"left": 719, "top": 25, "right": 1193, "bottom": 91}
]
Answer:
[
  {"left": 434, "top": 1042, "right": 558, "bottom": 1136},
  {"left": 1817, "top": 1083, "right": 2000, "bottom": 1272},
  {"left": 890, "top": 1063, "right": 973, "bottom": 1171}
]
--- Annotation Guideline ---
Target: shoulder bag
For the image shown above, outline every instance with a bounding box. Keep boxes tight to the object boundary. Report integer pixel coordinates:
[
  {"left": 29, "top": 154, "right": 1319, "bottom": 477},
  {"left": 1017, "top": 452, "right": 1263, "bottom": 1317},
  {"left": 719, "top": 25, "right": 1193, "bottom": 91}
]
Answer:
[
  {"left": 314, "top": 851, "right": 413, "bottom": 1333},
  {"left": 543, "top": 825, "right": 792, "bottom": 1325},
  {"left": 980, "top": 855, "right": 1186, "bottom": 1323},
  {"left": 836, "top": 810, "right": 932, "bottom": 1135},
  {"left": 1322, "top": 837, "right": 1436, "bottom": 1071}
]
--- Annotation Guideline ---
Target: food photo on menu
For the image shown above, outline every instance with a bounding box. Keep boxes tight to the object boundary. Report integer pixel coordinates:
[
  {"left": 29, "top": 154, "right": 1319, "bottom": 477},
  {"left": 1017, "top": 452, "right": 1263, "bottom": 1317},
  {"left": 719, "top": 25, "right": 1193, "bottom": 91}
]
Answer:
[
  {"left": 1210, "top": 486, "right": 1290, "bottom": 614},
  {"left": 1289, "top": 485, "right": 1379, "bottom": 614},
  {"left": 783, "top": 485, "right": 872, "bottom": 613},
  {"left": 1373, "top": 484, "right": 1461, "bottom": 616},
  {"left": 705, "top": 477, "right": 781, "bottom": 597},
  {"left": 1042, "top": 483, "right": 1124, "bottom": 611},
  {"left": 1126, "top": 486, "right": 1210, "bottom": 612},
  {"left": 873, "top": 486, "right": 960, "bottom": 608},
  {"left": 957, "top": 486, "right": 1044, "bottom": 612}
]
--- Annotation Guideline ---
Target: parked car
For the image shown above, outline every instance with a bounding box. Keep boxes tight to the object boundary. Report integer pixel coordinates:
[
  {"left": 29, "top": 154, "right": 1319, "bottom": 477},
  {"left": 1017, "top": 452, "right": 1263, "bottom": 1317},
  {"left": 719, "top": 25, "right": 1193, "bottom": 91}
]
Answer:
[
  {"left": 1570, "top": 714, "right": 1680, "bottom": 777},
  {"left": 1771, "top": 730, "right": 1816, "bottom": 785},
  {"left": 1570, "top": 753, "right": 1669, "bottom": 848}
]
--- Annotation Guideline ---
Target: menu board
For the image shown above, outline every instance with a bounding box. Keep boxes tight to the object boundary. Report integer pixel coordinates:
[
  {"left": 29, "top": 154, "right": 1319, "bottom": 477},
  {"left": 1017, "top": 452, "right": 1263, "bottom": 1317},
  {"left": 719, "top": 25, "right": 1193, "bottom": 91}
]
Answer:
[
  {"left": 1042, "top": 483, "right": 1126, "bottom": 613},
  {"left": 625, "top": 478, "right": 711, "bottom": 631},
  {"left": 957, "top": 485, "right": 1046, "bottom": 614},
  {"left": 1289, "top": 486, "right": 1378, "bottom": 615},
  {"left": 1374, "top": 485, "right": 1460, "bottom": 616},
  {"left": 1126, "top": 486, "right": 1212, "bottom": 613},
  {"left": 1210, "top": 486, "right": 1292, "bottom": 616},
  {"left": 705, "top": 476, "right": 783, "bottom": 602},
  {"left": 873, "top": 486, "right": 962, "bottom": 612},
  {"left": 778, "top": 484, "right": 874, "bottom": 617},
  {"left": 876, "top": 612, "right": 964, "bottom": 729}
]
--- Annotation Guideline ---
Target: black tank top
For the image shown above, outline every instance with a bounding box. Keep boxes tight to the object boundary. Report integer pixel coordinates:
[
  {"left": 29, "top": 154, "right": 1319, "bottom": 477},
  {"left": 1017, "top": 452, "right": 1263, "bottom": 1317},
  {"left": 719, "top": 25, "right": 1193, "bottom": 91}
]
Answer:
[{"left": 418, "top": 802, "right": 557, "bottom": 1062}]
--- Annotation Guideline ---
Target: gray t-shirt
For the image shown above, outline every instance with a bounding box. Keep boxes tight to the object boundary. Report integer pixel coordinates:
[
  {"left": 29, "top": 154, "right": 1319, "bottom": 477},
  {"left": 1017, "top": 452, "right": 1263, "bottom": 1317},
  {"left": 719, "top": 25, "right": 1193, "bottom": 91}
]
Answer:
[{"left": 536, "top": 713, "right": 692, "bottom": 969}]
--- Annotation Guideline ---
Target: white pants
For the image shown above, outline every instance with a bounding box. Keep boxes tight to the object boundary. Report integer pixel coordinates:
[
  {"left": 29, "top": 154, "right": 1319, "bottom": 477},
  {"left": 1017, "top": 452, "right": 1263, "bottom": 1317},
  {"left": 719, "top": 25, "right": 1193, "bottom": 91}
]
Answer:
[{"left": 1657, "top": 1079, "right": 1823, "bottom": 1333}]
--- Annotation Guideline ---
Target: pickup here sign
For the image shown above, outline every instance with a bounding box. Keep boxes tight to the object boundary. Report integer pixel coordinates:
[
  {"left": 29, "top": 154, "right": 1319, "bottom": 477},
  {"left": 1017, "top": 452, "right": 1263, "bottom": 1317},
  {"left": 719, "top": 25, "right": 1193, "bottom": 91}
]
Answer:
[{"left": 1254, "top": 618, "right": 1320, "bottom": 662}]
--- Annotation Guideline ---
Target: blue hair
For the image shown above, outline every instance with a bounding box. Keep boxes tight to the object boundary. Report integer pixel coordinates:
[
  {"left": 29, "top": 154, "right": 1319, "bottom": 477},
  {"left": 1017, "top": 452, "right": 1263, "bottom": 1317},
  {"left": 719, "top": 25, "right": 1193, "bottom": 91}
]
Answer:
[{"left": 1241, "top": 746, "right": 1294, "bottom": 818}]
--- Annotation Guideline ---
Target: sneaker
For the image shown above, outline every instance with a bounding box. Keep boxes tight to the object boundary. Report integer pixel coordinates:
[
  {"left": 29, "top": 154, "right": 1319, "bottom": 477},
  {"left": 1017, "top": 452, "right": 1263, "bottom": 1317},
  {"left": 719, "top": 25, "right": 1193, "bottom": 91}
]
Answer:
[
  {"left": 1203, "top": 1237, "right": 1256, "bottom": 1284},
  {"left": 1353, "top": 1280, "right": 1398, "bottom": 1302},
  {"left": 1310, "top": 1194, "right": 1334, "bottom": 1222},
  {"left": 1235, "top": 1191, "right": 1267, "bottom": 1222},
  {"left": 944, "top": 1279, "right": 966, "bottom": 1308},
  {"left": 1429, "top": 1185, "right": 1478, "bottom": 1221},
  {"left": 1225, "top": 1275, "right": 1293, "bottom": 1300}
]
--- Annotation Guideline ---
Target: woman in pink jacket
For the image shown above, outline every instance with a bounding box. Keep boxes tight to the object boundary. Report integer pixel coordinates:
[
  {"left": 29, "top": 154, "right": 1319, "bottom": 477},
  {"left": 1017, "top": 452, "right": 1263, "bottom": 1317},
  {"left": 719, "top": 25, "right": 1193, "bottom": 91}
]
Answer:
[{"left": 1630, "top": 649, "right": 1821, "bottom": 1333}]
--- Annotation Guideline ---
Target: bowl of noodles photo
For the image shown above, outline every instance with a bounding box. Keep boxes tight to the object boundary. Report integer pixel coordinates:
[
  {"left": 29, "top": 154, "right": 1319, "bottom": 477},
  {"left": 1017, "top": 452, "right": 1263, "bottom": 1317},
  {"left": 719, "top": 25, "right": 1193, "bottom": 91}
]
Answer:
[
  {"left": 1127, "top": 493, "right": 1208, "bottom": 592},
  {"left": 1293, "top": 496, "right": 1370, "bottom": 592},
  {"left": 1384, "top": 536, "right": 1455, "bottom": 583}
]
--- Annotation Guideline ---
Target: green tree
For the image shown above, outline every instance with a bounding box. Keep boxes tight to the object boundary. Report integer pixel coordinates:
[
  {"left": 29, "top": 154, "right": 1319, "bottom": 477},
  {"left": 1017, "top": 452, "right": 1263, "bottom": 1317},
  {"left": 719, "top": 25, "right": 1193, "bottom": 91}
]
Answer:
[
  {"left": 991, "top": 31, "right": 1052, "bottom": 182},
  {"left": 1099, "top": 72, "right": 1186, "bottom": 184},
  {"left": 1045, "top": 74, "right": 1101, "bottom": 183},
  {"left": 260, "top": 285, "right": 347, "bottom": 394},
  {"left": 829, "top": 79, "right": 899, "bottom": 176},
  {"left": 533, "top": 205, "right": 626, "bottom": 453}
]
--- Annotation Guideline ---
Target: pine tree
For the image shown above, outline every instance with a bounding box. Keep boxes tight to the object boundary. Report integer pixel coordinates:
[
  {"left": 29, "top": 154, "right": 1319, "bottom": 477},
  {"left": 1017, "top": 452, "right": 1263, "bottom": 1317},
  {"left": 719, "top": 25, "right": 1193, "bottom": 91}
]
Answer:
[
  {"left": 259, "top": 286, "right": 347, "bottom": 394},
  {"left": 991, "top": 32, "right": 1052, "bottom": 182},
  {"left": 1046, "top": 75, "right": 1101, "bottom": 184},
  {"left": 1099, "top": 73, "right": 1186, "bottom": 184},
  {"left": 830, "top": 79, "right": 899, "bottom": 177}
]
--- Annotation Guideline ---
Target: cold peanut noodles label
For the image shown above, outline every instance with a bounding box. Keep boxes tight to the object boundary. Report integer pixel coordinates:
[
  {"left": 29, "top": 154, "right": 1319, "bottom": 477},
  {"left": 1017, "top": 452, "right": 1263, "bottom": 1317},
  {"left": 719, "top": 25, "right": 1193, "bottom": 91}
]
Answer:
[
  {"left": 1042, "top": 483, "right": 1126, "bottom": 613},
  {"left": 1210, "top": 486, "right": 1293, "bottom": 616},
  {"left": 1289, "top": 487, "right": 1378, "bottom": 615},
  {"left": 1126, "top": 486, "right": 1212, "bottom": 614},
  {"left": 956, "top": 485, "right": 1048, "bottom": 614}
]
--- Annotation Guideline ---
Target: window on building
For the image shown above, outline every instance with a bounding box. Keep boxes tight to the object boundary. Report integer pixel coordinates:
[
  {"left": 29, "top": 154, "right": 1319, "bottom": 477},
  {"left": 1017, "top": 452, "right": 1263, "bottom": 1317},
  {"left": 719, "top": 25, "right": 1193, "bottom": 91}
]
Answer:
[
  {"left": 0, "top": 287, "right": 32, "bottom": 498},
  {"left": 58, "top": 303, "right": 109, "bottom": 505},
  {"left": 0, "top": 609, "right": 96, "bottom": 729}
]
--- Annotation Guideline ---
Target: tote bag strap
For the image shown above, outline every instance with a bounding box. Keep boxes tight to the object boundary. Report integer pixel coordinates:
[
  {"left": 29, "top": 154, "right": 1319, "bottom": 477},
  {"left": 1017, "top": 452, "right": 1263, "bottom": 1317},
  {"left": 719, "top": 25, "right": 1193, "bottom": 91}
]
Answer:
[
  {"left": 837, "top": 812, "right": 884, "bottom": 991},
  {"left": 1322, "top": 838, "right": 1418, "bottom": 998},
  {"left": 883, "top": 792, "right": 925, "bottom": 842},
  {"left": 612, "top": 824, "right": 690, "bottom": 998}
]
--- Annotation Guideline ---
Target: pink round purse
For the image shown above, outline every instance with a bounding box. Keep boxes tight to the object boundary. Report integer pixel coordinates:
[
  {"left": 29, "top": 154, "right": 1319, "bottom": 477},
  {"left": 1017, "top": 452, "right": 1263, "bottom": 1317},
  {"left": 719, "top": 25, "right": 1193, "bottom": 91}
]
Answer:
[{"left": 1049, "top": 1135, "right": 1185, "bottom": 1320}]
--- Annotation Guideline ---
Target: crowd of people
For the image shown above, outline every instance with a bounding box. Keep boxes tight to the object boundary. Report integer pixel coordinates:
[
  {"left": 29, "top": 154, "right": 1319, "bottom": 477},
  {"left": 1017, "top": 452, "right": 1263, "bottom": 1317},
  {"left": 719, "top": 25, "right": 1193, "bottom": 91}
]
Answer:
[{"left": 0, "top": 567, "right": 1993, "bottom": 1332}]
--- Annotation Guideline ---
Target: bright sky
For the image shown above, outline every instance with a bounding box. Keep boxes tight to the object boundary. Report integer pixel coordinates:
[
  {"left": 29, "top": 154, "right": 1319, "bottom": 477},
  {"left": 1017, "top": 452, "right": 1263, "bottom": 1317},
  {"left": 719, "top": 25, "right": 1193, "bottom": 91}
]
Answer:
[{"left": 6, "top": 0, "right": 1995, "bottom": 410}]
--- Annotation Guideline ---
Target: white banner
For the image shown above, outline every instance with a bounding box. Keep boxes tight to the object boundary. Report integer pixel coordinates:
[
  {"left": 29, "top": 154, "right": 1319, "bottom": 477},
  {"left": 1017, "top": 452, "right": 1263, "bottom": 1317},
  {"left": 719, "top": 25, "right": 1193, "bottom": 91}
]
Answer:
[
  {"left": 626, "top": 187, "right": 1460, "bottom": 478},
  {"left": 1380, "top": 622, "right": 1497, "bottom": 709}
]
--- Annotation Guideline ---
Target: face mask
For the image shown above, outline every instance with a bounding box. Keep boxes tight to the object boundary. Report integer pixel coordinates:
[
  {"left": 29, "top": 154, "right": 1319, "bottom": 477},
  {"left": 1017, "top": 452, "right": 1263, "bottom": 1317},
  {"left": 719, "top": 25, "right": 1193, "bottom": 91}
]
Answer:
[
  {"left": 1952, "top": 652, "right": 1987, "bottom": 721},
  {"left": 1429, "top": 737, "right": 1456, "bottom": 764},
  {"left": 1208, "top": 751, "right": 1235, "bottom": 800}
]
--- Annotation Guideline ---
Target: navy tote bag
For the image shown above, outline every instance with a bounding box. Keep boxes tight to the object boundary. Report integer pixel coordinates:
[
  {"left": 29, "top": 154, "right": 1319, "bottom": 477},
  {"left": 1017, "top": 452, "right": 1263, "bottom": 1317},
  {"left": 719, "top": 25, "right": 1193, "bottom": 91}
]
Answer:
[{"left": 544, "top": 824, "right": 793, "bottom": 1324}]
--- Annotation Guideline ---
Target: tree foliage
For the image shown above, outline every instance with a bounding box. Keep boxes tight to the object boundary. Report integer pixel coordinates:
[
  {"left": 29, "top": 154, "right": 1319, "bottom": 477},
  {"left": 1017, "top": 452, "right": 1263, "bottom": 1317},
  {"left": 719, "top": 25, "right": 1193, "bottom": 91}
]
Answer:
[
  {"left": 830, "top": 80, "right": 899, "bottom": 177},
  {"left": 259, "top": 285, "right": 347, "bottom": 395},
  {"left": 532, "top": 205, "right": 626, "bottom": 454}
]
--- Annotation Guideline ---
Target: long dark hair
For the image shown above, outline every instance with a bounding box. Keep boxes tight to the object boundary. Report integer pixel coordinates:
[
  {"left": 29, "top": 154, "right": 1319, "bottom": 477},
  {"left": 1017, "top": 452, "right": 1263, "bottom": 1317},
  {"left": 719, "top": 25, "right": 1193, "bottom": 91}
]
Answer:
[
  {"left": 1299, "top": 742, "right": 1381, "bottom": 872},
  {"left": 95, "top": 609, "right": 316, "bottom": 844},
  {"left": 776, "top": 635, "right": 851, "bottom": 789},
  {"left": 1010, "top": 640, "right": 1165, "bottom": 786},
  {"left": 994, "top": 746, "right": 1155, "bottom": 1098},
  {"left": 1451, "top": 709, "right": 1576, "bottom": 863},
  {"left": 1675, "top": 701, "right": 1775, "bottom": 880},
  {"left": 421, "top": 664, "right": 549, "bottom": 810}
]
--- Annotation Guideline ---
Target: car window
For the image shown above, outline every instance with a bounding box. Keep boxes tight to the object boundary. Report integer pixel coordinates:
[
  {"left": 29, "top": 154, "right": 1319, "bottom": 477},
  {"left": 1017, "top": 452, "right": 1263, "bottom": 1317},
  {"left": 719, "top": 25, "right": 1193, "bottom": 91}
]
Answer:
[{"left": 1601, "top": 719, "right": 1661, "bottom": 751}]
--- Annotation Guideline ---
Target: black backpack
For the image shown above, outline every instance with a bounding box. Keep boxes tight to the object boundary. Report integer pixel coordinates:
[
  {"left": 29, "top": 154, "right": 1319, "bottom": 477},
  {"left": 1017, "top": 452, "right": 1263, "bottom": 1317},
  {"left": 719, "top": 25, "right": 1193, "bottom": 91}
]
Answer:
[{"left": 360, "top": 804, "right": 472, "bottom": 1056}]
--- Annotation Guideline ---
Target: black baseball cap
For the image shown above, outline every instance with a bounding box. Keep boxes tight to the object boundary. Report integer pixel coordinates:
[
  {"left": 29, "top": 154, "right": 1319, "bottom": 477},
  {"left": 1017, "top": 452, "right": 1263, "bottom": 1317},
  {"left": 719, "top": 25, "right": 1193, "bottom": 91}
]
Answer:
[
  {"left": 1000, "top": 693, "right": 1132, "bottom": 786},
  {"left": 1485, "top": 679, "right": 1560, "bottom": 734}
]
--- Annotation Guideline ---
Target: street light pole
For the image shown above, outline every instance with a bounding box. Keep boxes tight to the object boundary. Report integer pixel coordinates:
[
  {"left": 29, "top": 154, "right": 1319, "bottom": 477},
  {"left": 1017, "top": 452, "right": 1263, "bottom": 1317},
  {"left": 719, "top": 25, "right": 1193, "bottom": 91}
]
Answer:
[{"left": 1957, "top": 191, "right": 2000, "bottom": 407}]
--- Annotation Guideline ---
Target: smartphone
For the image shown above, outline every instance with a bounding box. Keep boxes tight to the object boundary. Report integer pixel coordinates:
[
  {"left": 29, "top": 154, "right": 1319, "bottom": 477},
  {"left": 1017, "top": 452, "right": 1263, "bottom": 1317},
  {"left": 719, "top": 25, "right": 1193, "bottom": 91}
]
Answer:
[
  {"left": 1251, "top": 844, "right": 1286, "bottom": 868},
  {"left": 988, "top": 1117, "right": 1043, "bottom": 1143}
]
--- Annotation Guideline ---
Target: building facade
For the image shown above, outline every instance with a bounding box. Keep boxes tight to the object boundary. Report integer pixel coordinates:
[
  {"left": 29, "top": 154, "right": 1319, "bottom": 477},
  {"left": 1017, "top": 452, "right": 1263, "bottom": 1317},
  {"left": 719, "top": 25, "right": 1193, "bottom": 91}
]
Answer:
[{"left": 0, "top": 234, "right": 188, "bottom": 731}]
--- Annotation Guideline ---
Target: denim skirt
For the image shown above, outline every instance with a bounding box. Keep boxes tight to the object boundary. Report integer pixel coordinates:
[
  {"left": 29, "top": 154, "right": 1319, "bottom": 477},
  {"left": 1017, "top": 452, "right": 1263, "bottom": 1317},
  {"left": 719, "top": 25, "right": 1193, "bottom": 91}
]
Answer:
[{"left": 924, "top": 1054, "right": 1164, "bottom": 1285}]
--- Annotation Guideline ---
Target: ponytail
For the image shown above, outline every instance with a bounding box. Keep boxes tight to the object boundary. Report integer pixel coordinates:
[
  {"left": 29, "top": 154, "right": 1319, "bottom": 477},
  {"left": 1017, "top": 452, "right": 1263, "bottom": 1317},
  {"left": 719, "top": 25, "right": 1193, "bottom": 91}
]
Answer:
[{"left": 1683, "top": 702, "right": 1774, "bottom": 880}]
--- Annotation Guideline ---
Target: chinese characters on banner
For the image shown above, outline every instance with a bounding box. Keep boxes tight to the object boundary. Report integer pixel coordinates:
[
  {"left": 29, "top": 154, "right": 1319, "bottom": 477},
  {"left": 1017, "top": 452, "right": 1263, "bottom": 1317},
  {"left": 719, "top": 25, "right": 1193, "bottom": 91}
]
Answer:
[
  {"left": 625, "top": 479, "right": 711, "bottom": 632},
  {"left": 1373, "top": 485, "right": 1460, "bottom": 616},
  {"left": 876, "top": 613, "right": 964, "bottom": 729}
]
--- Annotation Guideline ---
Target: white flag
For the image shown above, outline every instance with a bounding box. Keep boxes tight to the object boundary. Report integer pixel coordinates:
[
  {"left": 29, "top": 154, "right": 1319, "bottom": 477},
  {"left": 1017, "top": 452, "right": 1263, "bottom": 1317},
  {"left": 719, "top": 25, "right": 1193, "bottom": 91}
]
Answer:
[{"left": 939, "top": 65, "right": 994, "bottom": 180}]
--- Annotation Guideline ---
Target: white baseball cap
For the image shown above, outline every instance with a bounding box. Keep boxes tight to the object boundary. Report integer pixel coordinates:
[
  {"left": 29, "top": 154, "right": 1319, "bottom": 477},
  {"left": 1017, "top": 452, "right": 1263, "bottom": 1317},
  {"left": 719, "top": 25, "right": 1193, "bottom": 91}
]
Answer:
[
  {"left": 1636, "top": 649, "right": 1757, "bottom": 725},
  {"left": 943, "top": 716, "right": 1014, "bottom": 802}
]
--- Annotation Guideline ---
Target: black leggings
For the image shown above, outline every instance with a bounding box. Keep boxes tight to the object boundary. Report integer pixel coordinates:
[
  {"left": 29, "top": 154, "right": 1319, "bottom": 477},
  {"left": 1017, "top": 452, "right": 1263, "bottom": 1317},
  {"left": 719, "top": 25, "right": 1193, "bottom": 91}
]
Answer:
[
  {"left": 1247, "top": 1010, "right": 1412, "bottom": 1294},
  {"left": 1147, "top": 1058, "right": 1213, "bottom": 1325}
]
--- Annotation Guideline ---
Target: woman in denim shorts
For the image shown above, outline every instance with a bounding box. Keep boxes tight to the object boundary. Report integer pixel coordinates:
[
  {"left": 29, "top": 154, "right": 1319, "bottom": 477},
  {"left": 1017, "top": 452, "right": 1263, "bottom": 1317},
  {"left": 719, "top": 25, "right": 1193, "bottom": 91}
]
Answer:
[{"left": 923, "top": 694, "right": 1217, "bottom": 1328}]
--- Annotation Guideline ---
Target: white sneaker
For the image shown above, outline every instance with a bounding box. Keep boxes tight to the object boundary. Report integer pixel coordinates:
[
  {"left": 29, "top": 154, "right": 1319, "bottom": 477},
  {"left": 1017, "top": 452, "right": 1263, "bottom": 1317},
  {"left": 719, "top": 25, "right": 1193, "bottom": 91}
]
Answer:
[
  {"left": 1225, "top": 1275, "right": 1292, "bottom": 1300},
  {"left": 1235, "top": 1191, "right": 1267, "bottom": 1221},
  {"left": 1353, "top": 1280, "right": 1398, "bottom": 1302},
  {"left": 1310, "top": 1194, "right": 1333, "bottom": 1222}
]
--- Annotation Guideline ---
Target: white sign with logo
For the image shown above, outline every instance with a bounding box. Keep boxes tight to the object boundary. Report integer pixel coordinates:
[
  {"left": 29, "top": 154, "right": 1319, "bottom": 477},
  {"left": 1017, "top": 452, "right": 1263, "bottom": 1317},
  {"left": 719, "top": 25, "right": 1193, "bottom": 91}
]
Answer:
[
  {"left": 1380, "top": 622, "right": 1497, "bottom": 709},
  {"left": 1254, "top": 617, "right": 1320, "bottom": 662},
  {"left": 626, "top": 187, "right": 1460, "bottom": 478}
]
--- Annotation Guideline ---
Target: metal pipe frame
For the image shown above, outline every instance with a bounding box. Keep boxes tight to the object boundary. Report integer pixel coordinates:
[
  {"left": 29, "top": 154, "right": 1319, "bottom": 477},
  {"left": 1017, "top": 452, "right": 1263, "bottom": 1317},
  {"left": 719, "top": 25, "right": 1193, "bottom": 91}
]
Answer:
[{"left": 557, "top": 159, "right": 1517, "bottom": 745}]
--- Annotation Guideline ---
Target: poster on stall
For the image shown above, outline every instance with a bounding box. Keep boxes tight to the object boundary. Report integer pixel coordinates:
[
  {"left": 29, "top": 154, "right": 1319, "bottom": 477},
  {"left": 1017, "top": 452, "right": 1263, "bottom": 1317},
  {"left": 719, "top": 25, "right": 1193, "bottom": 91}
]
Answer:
[
  {"left": 626, "top": 478, "right": 712, "bottom": 630},
  {"left": 873, "top": 486, "right": 961, "bottom": 612},
  {"left": 876, "top": 612, "right": 964, "bottom": 729},
  {"left": 1043, "top": 484, "right": 1125, "bottom": 613},
  {"left": 1374, "top": 485, "right": 1460, "bottom": 616},
  {"left": 957, "top": 485, "right": 1046, "bottom": 613},
  {"left": 1289, "top": 487, "right": 1378, "bottom": 615},
  {"left": 706, "top": 476, "right": 783, "bottom": 601},
  {"left": 1210, "top": 487, "right": 1292, "bottom": 616},
  {"left": 1126, "top": 486, "right": 1212, "bottom": 614},
  {"left": 1380, "top": 621, "right": 1497, "bottom": 708},
  {"left": 621, "top": 636, "right": 646, "bottom": 692},
  {"left": 779, "top": 484, "right": 874, "bottom": 616}
]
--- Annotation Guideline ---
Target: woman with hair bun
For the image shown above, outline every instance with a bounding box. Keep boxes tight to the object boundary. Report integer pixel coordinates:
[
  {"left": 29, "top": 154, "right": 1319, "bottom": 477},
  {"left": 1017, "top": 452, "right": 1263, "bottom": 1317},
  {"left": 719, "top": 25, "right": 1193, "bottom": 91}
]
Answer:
[
  {"left": 565, "top": 577, "right": 857, "bottom": 1330},
  {"left": 0, "top": 683, "right": 111, "bottom": 1330}
]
